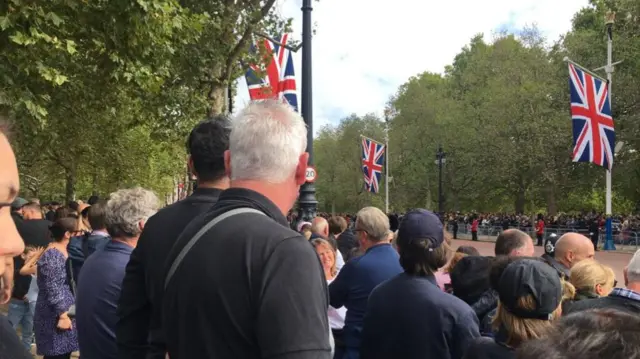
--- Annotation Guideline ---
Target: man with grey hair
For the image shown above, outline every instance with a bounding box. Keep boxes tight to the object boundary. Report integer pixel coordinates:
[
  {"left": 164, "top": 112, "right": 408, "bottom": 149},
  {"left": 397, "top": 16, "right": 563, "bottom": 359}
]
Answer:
[
  {"left": 162, "top": 100, "right": 331, "bottom": 359},
  {"left": 329, "top": 206, "right": 403, "bottom": 359},
  {"left": 566, "top": 248, "right": 640, "bottom": 314},
  {"left": 75, "top": 187, "right": 158, "bottom": 359}
]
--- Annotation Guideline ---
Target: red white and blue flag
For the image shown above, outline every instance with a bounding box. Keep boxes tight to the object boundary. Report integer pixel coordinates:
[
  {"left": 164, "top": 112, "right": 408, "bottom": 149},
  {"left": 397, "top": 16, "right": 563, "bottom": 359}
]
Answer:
[
  {"left": 361, "top": 137, "right": 385, "bottom": 193},
  {"left": 244, "top": 34, "right": 298, "bottom": 112},
  {"left": 568, "top": 62, "right": 615, "bottom": 170}
]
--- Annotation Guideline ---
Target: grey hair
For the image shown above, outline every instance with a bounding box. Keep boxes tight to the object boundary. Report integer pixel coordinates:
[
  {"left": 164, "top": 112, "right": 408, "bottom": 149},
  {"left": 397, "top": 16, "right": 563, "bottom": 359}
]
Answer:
[
  {"left": 355, "top": 207, "right": 390, "bottom": 242},
  {"left": 105, "top": 187, "right": 159, "bottom": 238},
  {"left": 229, "top": 100, "right": 307, "bottom": 183},
  {"left": 627, "top": 249, "right": 640, "bottom": 283}
]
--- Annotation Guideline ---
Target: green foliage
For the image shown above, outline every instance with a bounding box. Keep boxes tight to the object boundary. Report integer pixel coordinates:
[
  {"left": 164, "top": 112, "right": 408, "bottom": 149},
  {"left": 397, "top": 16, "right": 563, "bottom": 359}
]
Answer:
[{"left": 1, "top": 0, "right": 287, "bottom": 201}]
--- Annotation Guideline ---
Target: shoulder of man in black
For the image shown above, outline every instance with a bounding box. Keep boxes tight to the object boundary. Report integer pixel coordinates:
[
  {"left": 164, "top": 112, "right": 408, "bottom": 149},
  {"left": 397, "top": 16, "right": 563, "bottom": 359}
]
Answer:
[
  {"left": 0, "top": 316, "right": 33, "bottom": 359},
  {"left": 162, "top": 188, "right": 331, "bottom": 359},
  {"left": 117, "top": 187, "right": 222, "bottom": 359}
]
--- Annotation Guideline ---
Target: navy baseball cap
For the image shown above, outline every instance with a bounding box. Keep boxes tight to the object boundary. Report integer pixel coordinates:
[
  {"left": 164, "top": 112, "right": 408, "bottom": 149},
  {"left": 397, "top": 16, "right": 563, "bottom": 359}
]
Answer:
[{"left": 397, "top": 209, "right": 444, "bottom": 249}]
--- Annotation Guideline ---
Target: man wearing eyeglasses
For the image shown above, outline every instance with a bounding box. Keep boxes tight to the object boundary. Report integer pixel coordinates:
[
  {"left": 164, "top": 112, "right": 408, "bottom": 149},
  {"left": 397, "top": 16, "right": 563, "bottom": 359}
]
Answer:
[{"left": 329, "top": 207, "right": 403, "bottom": 359}]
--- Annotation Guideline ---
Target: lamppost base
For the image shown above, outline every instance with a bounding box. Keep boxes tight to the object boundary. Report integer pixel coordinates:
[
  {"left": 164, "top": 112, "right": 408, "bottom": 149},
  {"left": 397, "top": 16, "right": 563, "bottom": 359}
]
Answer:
[
  {"left": 603, "top": 216, "right": 616, "bottom": 250},
  {"left": 297, "top": 182, "right": 318, "bottom": 223}
]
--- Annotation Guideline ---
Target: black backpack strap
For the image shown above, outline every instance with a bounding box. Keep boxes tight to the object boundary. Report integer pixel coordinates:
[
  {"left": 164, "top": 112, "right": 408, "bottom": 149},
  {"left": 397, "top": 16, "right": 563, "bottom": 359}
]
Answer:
[{"left": 164, "top": 207, "right": 266, "bottom": 290}]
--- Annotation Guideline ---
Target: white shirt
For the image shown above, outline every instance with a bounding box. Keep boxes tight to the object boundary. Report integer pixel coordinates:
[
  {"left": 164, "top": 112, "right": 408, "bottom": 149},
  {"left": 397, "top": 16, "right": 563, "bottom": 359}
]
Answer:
[
  {"left": 335, "top": 250, "right": 345, "bottom": 271},
  {"left": 327, "top": 277, "right": 346, "bottom": 329},
  {"left": 25, "top": 274, "right": 38, "bottom": 303}
]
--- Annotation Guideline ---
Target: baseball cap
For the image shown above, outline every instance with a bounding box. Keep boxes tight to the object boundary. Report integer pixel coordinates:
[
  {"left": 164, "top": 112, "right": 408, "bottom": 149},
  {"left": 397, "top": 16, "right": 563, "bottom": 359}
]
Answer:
[
  {"left": 11, "top": 197, "right": 28, "bottom": 210},
  {"left": 397, "top": 209, "right": 443, "bottom": 249},
  {"left": 498, "top": 259, "right": 562, "bottom": 320}
]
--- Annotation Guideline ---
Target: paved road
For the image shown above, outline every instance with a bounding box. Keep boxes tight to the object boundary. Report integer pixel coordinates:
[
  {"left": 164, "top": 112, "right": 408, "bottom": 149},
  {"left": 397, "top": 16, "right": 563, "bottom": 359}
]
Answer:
[{"left": 453, "top": 238, "right": 633, "bottom": 286}]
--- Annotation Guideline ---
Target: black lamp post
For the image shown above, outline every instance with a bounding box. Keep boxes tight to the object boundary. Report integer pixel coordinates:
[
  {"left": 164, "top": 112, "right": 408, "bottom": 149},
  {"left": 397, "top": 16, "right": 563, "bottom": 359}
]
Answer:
[
  {"left": 435, "top": 144, "right": 446, "bottom": 219},
  {"left": 297, "top": 0, "right": 317, "bottom": 222}
]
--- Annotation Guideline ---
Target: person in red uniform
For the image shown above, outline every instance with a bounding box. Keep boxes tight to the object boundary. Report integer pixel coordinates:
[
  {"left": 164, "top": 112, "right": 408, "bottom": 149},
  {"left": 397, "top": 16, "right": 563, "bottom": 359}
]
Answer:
[
  {"left": 471, "top": 216, "right": 479, "bottom": 241},
  {"left": 535, "top": 214, "right": 545, "bottom": 246}
]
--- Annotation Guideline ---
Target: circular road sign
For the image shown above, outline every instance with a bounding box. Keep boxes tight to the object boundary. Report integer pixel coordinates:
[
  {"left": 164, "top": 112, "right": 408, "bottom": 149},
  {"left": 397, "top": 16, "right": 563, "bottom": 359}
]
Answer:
[{"left": 305, "top": 166, "right": 317, "bottom": 182}]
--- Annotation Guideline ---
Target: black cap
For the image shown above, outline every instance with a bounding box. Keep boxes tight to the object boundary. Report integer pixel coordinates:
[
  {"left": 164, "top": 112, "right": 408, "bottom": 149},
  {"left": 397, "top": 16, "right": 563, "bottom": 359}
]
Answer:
[
  {"left": 498, "top": 259, "right": 562, "bottom": 320},
  {"left": 397, "top": 209, "right": 443, "bottom": 249}
]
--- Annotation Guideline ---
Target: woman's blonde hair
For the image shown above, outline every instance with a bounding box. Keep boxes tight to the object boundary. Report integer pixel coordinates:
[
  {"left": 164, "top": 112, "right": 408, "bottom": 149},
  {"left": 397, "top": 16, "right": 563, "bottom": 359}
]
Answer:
[
  {"left": 311, "top": 238, "right": 337, "bottom": 277},
  {"left": 444, "top": 252, "right": 467, "bottom": 274},
  {"left": 493, "top": 295, "right": 562, "bottom": 347},
  {"left": 569, "top": 259, "right": 615, "bottom": 297}
]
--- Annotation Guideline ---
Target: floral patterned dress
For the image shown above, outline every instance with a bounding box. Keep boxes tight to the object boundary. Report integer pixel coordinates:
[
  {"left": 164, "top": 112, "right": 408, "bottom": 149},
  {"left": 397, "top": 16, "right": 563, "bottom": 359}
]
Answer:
[{"left": 34, "top": 248, "right": 79, "bottom": 356}]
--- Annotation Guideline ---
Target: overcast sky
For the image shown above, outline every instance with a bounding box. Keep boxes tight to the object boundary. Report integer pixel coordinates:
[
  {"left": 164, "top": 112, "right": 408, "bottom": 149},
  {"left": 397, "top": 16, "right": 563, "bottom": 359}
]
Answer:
[{"left": 233, "top": 0, "right": 590, "bottom": 135}]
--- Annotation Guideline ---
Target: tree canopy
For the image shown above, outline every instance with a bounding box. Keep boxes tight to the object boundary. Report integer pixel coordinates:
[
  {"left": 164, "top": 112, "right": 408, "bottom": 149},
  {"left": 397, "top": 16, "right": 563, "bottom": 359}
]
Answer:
[
  {"left": 313, "top": 0, "right": 640, "bottom": 215},
  {"left": 1, "top": 0, "right": 287, "bottom": 202}
]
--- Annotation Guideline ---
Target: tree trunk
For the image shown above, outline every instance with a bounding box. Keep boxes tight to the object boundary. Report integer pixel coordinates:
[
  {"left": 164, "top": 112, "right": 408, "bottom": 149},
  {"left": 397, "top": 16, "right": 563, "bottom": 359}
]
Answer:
[
  {"left": 65, "top": 167, "right": 76, "bottom": 202},
  {"left": 514, "top": 190, "right": 526, "bottom": 214},
  {"left": 546, "top": 186, "right": 558, "bottom": 216},
  {"left": 208, "top": 79, "right": 228, "bottom": 116}
]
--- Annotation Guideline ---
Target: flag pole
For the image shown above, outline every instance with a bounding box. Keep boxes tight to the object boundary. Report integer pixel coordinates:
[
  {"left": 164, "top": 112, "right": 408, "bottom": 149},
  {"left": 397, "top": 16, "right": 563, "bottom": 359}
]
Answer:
[
  {"left": 384, "top": 115, "right": 390, "bottom": 214},
  {"left": 603, "top": 12, "right": 615, "bottom": 250}
]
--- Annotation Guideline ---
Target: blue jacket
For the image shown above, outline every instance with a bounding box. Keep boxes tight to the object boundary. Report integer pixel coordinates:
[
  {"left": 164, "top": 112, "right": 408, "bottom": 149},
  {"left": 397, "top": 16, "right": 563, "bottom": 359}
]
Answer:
[
  {"left": 68, "top": 232, "right": 111, "bottom": 281},
  {"left": 76, "top": 240, "right": 133, "bottom": 359},
  {"left": 329, "top": 243, "right": 403, "bottom": 349},
  {"left": 361, "top": 273, "right": 480, "bottom": 359}
]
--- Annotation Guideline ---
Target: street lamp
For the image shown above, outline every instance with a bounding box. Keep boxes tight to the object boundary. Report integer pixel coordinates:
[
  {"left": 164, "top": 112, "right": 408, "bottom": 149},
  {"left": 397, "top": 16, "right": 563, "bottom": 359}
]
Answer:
[
  {"left": 435, "top": 144, "right": 446, "bottom": 220},
  {"left": 296, "top": 0, "right": 318, "bottom": 222}
]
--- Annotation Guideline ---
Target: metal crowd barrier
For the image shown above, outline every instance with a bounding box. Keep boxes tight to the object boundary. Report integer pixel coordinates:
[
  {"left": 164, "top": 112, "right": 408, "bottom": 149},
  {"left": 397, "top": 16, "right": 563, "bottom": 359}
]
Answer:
[{"left": 446, "top": 224, "right": 640, "bottom": 251}]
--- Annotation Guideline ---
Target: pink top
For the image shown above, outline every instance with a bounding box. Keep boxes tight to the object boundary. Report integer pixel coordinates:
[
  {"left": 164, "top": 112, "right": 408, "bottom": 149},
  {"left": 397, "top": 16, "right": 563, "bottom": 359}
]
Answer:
[{"left": 434, "top": 271, "right": 451, "bottom": 291}]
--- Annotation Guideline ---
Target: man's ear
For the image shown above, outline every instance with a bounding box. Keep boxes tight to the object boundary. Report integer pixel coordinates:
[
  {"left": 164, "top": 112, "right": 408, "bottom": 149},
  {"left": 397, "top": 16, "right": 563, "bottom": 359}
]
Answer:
[
  {"left": 187, "top": 155, "right": 196, "bottom": 179},
  {"left": 139, "top": 219, "right": 147, "bottom": 233},
  {"left": 294, "top": 152, "right": 309, "bottom": 186},
  {"left": 224, "top": 150, "right": 231, "bottom": 178}
]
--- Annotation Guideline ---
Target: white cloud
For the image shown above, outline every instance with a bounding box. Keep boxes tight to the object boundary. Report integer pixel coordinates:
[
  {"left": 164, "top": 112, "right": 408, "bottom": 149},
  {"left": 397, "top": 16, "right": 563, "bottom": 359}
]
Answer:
[{"left": 234, "top": 0, "right": 589, "bottom": 135}]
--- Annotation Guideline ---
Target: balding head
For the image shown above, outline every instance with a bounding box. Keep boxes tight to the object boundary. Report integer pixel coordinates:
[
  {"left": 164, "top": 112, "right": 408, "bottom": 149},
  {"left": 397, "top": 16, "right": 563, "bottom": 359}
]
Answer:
[
  {"left": 555, "top": 232, "right": 595, "bottom": 269},
  {"left": 311, "top": 217, "right": 329, "bottom": 238},
  {"left": 495, "top": 229, "right": 534, "bottom": 257}
]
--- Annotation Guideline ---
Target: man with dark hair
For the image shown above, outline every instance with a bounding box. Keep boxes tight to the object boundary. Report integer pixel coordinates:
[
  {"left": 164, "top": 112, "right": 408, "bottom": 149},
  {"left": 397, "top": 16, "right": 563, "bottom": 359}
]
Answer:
[
  {"left": 361, "top": 209, "right": 479, "bottom": 359},
  {"left": 494, "top": 229, "right": 534, "bottom": 257},
  {"left": 117, "top": 117, "right": 231, "bottom": 359},
  {"left": 87, "top": 195, "right": 100, "bottom": 205},
  {"left": 68, "top": 201, "right": 111, "bottom": 280},
  {"left": 516, "top": 309, "right": 640, "bottom": 359}
]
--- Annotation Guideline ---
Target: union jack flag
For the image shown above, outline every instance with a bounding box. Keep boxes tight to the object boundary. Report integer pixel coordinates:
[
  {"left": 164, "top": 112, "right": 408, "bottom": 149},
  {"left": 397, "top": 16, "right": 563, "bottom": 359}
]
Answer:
[
  {"left": 244, "top": 34, "right": 298, "bottom": 112},
  {"left": 361, "top": 137, "right": 385, "bottom": 193},
  {"left": 568, "top": 62, "right": 615, "bottom": 170}
]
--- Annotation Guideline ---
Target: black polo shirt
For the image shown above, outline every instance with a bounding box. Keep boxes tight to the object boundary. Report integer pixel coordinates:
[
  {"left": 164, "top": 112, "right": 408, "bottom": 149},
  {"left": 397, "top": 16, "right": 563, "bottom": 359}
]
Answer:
[{"left": 162, "top": 188, "right": 331, "bottom": 359}]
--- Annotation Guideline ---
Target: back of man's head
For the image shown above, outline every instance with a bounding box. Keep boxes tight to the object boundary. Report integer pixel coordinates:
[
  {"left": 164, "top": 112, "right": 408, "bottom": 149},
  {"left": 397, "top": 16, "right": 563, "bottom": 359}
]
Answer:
[
  {"left": 355, "top": 207, "right": 390, "bottom": 242},
  {"left": 624, "top": 249, "right": 640, "bottom": 289},
  {"left": 187, "top": 116, "right": 231, "bottom": 184},
  {"left": 328, "top": 216, "right": 347, "bottom": 236},
  {"left": 555, "top": 232, "right": 595, "bottom": 268},
  {"left": 22, "top": 202, "right": 42, "bottom": 220},
  {"left": 229, "top": 100, "right": 307, "bottom": 184},
  {"left": 495, "top": 229, "right": 533, "bottom": 256},
  {"left": 88, "top": 201, "right": 107, "bottom": 231},
  {"left": 311, "top": 217, "right": 329, "bottom": 238}
]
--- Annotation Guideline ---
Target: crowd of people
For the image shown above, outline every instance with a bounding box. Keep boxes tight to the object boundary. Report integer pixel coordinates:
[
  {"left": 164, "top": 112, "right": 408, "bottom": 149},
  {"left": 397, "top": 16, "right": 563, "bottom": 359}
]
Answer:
[{"left": 0, "top": 101, "right": 639, "bottom": 359}]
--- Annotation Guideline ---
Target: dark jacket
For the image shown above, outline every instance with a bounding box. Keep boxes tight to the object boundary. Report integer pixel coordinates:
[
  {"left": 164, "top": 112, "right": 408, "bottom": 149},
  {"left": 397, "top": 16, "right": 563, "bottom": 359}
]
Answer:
[
  {"left": 329, "top": 244, "right": 403, "bottom": 349},
  {"left": 76, "top": 240, "right": 133, "bottom": 359},
  {"left": 463, "top": 332, "right": 515, "bottom": 359},
  {"left": 471, "top": 289, "right": 498, "bottom": 334},
  {"left": 361, "top": 274, "right": 480, "bottom": 359},
  {"left": 564, "top": 290, "right": 640, "bottom": 315},
  {"left": 337, "top": 228, "right": 358, "bottom": 261},
  {"left": 540, "top": 254, "right": 570, "bottom": 279},
  {"left": 13, "top": 218, "right": 53, "bottom": 299},
  {"left": 68, "top": 231, "right": 111, "bottom": 281},
  {"left": 117, "top": 187, "right": 222, "bottom": 359},
  {"left": 161, "top": 188, "right": 331, "bottom": 359}
]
